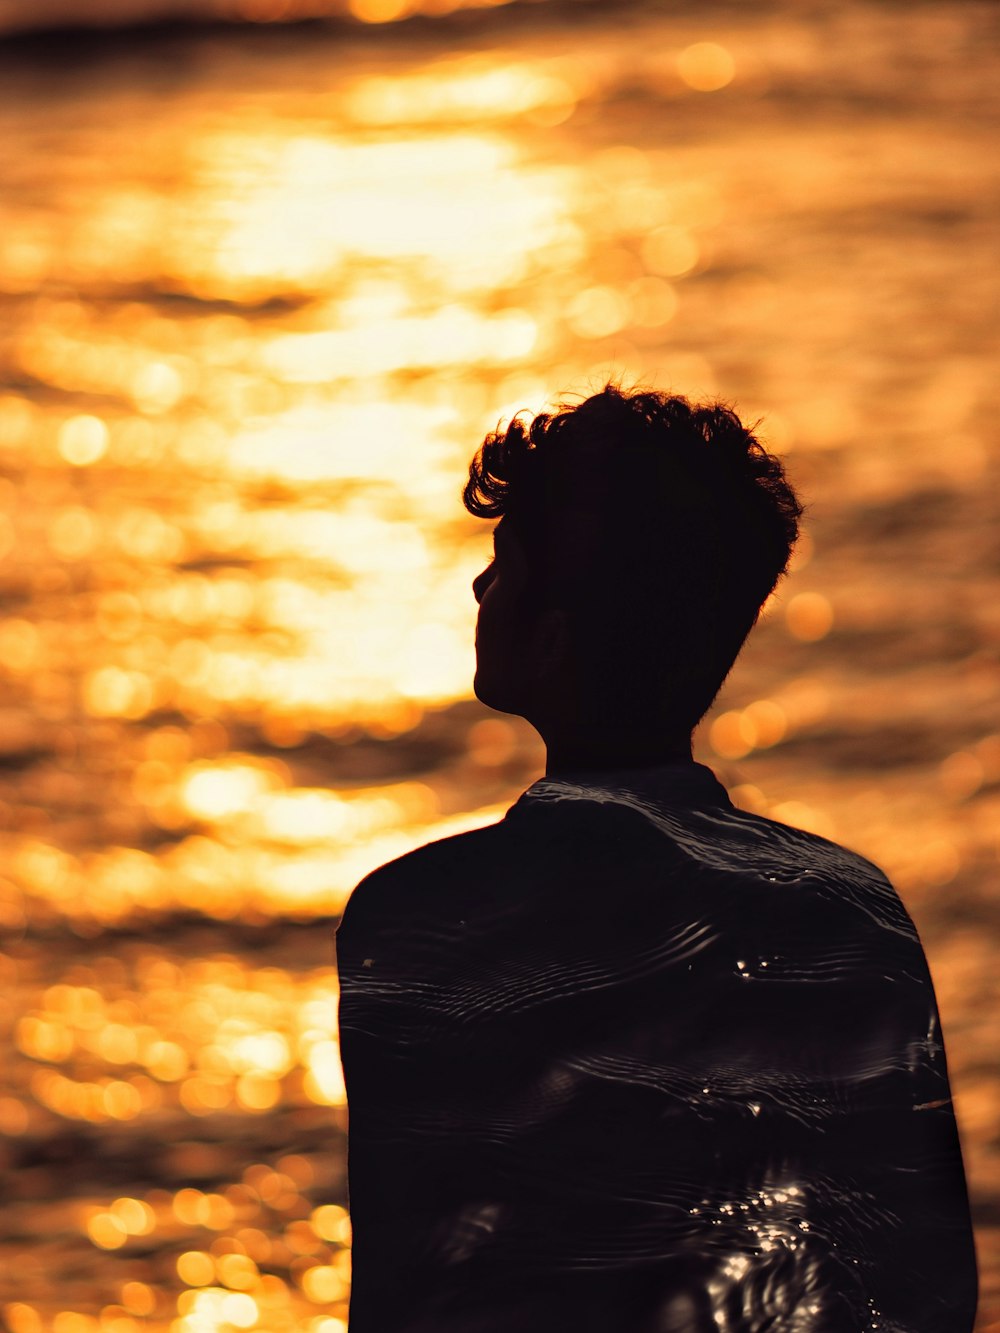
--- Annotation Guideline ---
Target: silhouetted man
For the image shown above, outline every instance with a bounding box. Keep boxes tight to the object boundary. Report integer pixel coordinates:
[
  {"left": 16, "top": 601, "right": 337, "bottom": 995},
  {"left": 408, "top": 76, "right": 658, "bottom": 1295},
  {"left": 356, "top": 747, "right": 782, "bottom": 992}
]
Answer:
[{"left": 335, "top": 386, "right": 977, "bottom": 1332}]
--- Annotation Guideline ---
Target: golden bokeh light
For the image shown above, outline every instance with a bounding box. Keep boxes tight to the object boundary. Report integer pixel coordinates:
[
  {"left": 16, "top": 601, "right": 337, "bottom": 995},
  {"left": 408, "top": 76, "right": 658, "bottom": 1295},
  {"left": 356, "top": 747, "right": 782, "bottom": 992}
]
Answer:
[
  {"left": 311, "top": 1204, "right": 352, "bottom": 1245},
  {"left": 939, "top": 750, "right": 984, "bottom": 800},
  {"left": 98, "top": 1310, "right": 138, "bottom": 1333},
  {"left": 51, "top": 1315, "right": 97, "bottom": 1333},
  {"left": 640, "top": 226, "right": 700, "bottom": 278},
  {"left": 348, "top": 0, "right": 412, "bottom": 22},
  {"left": 118, "top": 1283, "right": 156, "bottom": 1317},
  {"left": 566, "top": 286, "right": 630, "bottom": 340},
  {"left": 467, "top": 719, "right": 518, "bottom": 767},
  {"left": 0, "top": 1097, "right": 29, "bottom": 1135},
  {"left": 109, "top": 1198, "right": 155, "bottom": 1236},
  {"left": 3, "top": 1306, "right": 43, "bottom": 1333},
  {"left": 216, "top": 1252, "right": 260, "bottom": 1290},
  {"left": 0, "top": 3, "right": 995, "bottom": 1325},
  {"left": 49, "top": 508, "right": 100, "bottom": 561},
  {"left": 729, "top": 784, "right": 768, "bottom": 815},
  {"left": 57, "top": 415, "right": 109, "bottom": 467},
  {"left": 627, "top": 276, "right": 679, "bottom": 328},
  {"left": 180, "top": 130, "right": 569, "bottom": 298},
  {"left": 221, "top": 1292, "right": 259, "bottom": 1328},
  {"left": 131, "top": 361, "right": 186, "bottom": 415},
  {"left": 676, "top": 42, "right": 736, "bottom": 92},
  {"left": 708, "top": 702, "right": 786, "bottom": 760},
  {"left": 177, "top": 1251, "right": 215, "bottom": 1286},
  {"left": 709, "top": 710, "right": 754, "bottom": 761},
  {"left": 87, "top": 1213, "right": 128, "bottom": 1251},
  {"left": 303, "top": 1040, "right": 346, "bottom": 1106},
  {"left": 742, "top": 700, "right": 788, "bottom": 749},
  {"left": 769, "top": 801, "right": 836, "bottom": 841},
  {"left": 784, "top": 592, "right": 834, "bottom": 642},
  {"left": 301, "top": 1264, "right": 348, "bottom": 1303},
  {"left": 345, "top": 61, "right": 577, "bottom": 126}
]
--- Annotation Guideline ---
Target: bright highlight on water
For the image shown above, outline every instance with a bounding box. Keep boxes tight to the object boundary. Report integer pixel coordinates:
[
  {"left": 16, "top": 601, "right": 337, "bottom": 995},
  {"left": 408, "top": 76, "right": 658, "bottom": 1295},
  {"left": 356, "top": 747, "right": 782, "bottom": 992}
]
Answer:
[{"left": 0, "top": 0, "right": 996, "bottom": 1327}]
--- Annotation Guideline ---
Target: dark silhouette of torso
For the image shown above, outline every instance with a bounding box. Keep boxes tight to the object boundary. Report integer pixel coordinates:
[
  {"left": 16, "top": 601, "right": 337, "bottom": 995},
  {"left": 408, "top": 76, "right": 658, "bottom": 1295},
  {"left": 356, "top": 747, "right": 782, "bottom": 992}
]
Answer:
[{"left": 335, "top": 761, "right": 977, "bottom": 1332}]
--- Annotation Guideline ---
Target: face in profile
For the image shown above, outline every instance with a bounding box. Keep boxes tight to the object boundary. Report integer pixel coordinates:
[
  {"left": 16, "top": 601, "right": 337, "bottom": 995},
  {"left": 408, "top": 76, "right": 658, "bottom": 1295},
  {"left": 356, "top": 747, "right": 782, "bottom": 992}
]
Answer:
[{"left": 471, "top": 520, "right": 534, "bottom": 717}]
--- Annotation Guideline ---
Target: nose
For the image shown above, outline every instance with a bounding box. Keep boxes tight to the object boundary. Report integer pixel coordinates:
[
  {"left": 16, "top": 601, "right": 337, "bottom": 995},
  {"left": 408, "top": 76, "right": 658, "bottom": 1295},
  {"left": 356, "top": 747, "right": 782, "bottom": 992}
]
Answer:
[{"left": 472, "top": 563, "right": 495, "bottom": 605}]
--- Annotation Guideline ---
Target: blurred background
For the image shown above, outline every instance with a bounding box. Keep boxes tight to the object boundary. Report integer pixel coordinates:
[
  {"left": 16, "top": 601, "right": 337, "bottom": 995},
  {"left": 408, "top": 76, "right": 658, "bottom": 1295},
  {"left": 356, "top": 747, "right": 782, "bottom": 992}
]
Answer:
[{"left": 0, "top": 0, "right": 997, "bottom": 1327}]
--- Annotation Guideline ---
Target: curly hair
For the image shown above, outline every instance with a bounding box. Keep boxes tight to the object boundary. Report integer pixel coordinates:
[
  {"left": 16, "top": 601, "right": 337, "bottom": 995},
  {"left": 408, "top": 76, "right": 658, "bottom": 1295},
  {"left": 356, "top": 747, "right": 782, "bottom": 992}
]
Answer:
[{"left": 463, "top": 382, "right": 804, "bottom": 734}]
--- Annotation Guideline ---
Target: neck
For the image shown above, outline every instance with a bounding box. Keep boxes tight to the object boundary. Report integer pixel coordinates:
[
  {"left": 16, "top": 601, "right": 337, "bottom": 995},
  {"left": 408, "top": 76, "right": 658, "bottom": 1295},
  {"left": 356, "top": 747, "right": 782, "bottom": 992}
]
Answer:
[{"left": 542, "top": 731, "right": 694, "bottom": 778}]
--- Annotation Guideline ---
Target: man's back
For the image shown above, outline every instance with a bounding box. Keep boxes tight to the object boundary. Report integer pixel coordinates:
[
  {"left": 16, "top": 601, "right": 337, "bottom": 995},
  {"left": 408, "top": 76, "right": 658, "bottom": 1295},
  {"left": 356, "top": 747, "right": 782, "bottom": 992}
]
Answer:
[{"left": 335, "top": 761, "right": 977, "bottom": 1332}]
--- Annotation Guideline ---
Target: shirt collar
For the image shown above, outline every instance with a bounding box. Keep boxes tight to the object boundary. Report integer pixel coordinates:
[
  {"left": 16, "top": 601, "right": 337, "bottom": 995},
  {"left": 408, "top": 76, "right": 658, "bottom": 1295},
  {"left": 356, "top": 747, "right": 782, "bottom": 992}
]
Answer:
[{"left": 509, "top": 760, "right": 731, "bottom": 815}]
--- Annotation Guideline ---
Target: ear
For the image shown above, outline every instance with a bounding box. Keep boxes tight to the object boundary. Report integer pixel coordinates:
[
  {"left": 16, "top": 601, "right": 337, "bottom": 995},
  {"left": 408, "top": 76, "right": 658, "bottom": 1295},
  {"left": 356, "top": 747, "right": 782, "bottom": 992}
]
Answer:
[{"left": 530, "top": 608, "right": 570, "bottom": 680}]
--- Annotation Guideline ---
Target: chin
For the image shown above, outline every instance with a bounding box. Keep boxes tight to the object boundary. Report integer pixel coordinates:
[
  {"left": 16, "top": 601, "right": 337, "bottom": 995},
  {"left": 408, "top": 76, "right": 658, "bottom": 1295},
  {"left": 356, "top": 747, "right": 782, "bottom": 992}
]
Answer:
[{"left": 473, "top": 671, "right": 522, "bottom": 718}]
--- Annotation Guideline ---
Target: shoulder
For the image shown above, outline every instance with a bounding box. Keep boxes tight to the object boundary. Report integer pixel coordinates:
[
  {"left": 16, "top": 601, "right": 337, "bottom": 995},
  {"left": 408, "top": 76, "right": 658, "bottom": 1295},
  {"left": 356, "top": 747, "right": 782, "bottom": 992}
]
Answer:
[
  {"left": 703, "top": 804, "right": 920, "bottom": 959},
  {"left": 335, "top": 791, "right": 646, "bottom": 941},
  {"left": 739, "top": 807, "right": 889, "bottom": 884},
  {"left": 335, "top": 814, "right": 525, "bottom": 934}
]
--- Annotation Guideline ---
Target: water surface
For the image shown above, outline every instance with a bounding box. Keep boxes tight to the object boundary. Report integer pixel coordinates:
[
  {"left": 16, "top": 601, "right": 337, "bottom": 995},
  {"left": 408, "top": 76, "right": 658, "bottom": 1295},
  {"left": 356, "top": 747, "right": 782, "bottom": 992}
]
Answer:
[{"left": 0, "top": 2, "right": 997, "bottom": 1327}]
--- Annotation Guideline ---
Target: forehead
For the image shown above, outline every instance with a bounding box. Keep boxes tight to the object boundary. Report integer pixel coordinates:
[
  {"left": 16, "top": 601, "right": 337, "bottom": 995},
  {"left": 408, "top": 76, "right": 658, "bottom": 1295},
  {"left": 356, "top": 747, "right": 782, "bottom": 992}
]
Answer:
[{"left": 492, "top": 517, "right": 527, "bottom": 558}]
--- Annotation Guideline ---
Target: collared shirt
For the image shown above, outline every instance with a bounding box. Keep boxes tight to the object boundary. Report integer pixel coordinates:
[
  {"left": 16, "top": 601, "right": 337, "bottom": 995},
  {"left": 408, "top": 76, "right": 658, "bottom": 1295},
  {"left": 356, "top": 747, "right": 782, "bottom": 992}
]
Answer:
[{"left": 335, "top": 761, "right": 977, "bottom": 1332}]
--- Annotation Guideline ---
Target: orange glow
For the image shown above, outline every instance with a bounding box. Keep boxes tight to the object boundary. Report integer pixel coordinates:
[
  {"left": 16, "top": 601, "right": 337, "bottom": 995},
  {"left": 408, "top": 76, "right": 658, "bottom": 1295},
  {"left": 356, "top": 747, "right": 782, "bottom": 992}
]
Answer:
[
  {"left": 770, "top": 801, "right": 836, "bottom": 841},
  {"left": 236, "top": 1073, "right": 282, "bottom": 1110},
  {"left": 49, "top": 507, "right": 99, "bottom": 561},
  {"left": 0, "top": 1098, "right": 29, "bottom": 1135},
  {"left": 565, "top": 286, "right": 630, "bottom": 340},
  {"left": 0, "top": 621, "right": 41, "bottom": 673},
  {"left": 221, "top": 1293, "right": 258, "bottom": 1328},
  {"left": 349, "top": 0, "right": 412, "bottom": 21},
  {"left": 103, "top": 1082, "right": 143, "bottom": 1119},
  {"left": 177, "top": 1251, "right": 215, "bottom": 1286},
  {"left": 87, "top": 1213, "right": 128, "bottom": 1250},
  {"left": 181, "top": 762, "right": 280, "bottom": 821},
  {"left": 51, "top": 1316, "right": 97, "bottom": 1333},
  {"left": 467, "top": 719, "right": 517, "bottom": 766},
  {"left": 640, "top": 226, "right": 699, "bottom": 278},
  {"left": 3, "top": 1308, "right": 42, "bottom": 1333},
  {"left": 301, "top": 1263, "right": 348, "bottom": 1302},
  {"left": 179, "top": 129, "right": 569, "bottom": 298},
  {"left": 311, "top": 1204, "right": 352, "bottom": 1245},
  {"left": 784, "top": 592, "right": 835, "bottom": 642},
  {"left": 303, "top": 1040, "right": 346, "bottom": 1106},
  {"left": 118, "top": 1285, "right": 156, "bottom": 1317},
  {"left": 0, "top": 7, "right": 994, "bottom": 1326},
  {"left": 215, "top": 1251, "right": 259, "bottom": 1290},
  {"left": 939, "top": 750, "right": 984, "bottom": 800},
  {"left": 262, "top": 306, "right": 537, "bottom": 381},
  {"left": 676, "top": 42, "right": 736, "bottom": 92},
  {"left": 345, "top": 60, "right": 578, "bottom": 125},
  {"left": 109, "top": 1197, "right": 155, "bottom": 1235},
  {"left": 57, "top": 415, "right": 108, "bottom": 466},
  {"left": 627, "top": 276, "right": 679, "bottom": 327},
  {"left": 132, "top": 361, "right": 187, "bottom": 414},
  {"left": 709, "top": 711, "right": 754, "bottom": 761},
  {"left": 742, "top": 700, "right": 788, "bottom": 749}
]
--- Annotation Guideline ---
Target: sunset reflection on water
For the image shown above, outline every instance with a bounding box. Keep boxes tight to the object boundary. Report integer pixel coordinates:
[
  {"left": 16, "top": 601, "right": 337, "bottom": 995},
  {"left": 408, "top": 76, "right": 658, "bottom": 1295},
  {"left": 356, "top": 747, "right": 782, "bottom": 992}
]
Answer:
[{"left": 0, "top": 1, "right": 998, "bottom": 1327}]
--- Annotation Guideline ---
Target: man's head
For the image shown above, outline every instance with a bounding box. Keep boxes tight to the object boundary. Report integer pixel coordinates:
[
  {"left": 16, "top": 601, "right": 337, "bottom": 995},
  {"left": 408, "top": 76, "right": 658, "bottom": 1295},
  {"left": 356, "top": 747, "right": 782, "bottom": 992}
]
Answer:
[{"left": 465, "top": 382, "right": 803, "bottom": 750}]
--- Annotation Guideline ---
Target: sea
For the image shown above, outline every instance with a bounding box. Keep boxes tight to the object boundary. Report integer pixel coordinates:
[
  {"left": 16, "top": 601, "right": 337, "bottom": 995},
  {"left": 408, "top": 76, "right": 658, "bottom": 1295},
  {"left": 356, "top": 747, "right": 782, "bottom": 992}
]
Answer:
[{"left": 0, "top": 0, "right": 997, "bottom": 1327}]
